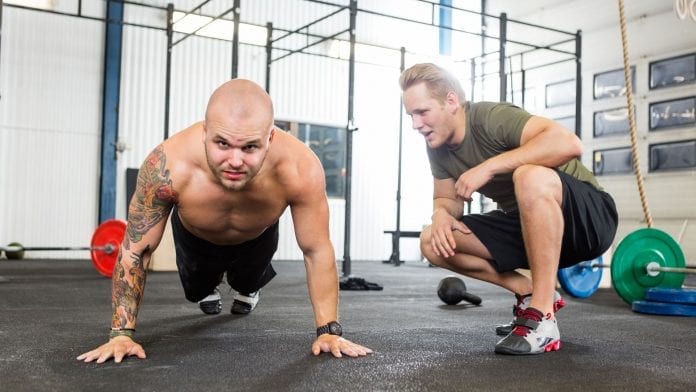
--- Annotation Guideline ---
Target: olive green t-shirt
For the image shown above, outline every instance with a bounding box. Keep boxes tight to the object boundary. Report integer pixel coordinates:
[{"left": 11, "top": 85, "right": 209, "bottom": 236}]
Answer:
[{"left": 426, "top": 102, "right": 602, "bottom": 213}]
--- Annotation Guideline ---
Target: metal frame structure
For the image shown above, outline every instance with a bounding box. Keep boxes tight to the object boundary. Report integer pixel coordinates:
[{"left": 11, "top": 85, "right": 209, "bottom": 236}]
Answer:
[{"left": 1, "top": 0, "right": 582, "bottom": 277}]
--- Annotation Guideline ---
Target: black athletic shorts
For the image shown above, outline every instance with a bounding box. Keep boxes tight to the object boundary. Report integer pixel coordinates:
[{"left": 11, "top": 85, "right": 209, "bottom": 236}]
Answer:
[
  {"left": 170, "top": 207, "right": 278, "bottom": 302},
  {"left": 460, "top": 170, "right": 618, "bottom": 273}
]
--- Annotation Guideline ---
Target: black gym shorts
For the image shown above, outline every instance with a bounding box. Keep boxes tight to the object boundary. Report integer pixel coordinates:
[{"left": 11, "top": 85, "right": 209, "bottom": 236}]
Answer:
[
  {"left": 170, "top": 207, "right": 278, "bottom": 302},
  {"left": 460, "top": 170, "right": 618, "bottom": 273}
]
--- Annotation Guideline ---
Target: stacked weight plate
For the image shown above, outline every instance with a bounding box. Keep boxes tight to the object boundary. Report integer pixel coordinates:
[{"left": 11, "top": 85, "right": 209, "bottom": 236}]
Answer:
[{"left": 632, "top": 288, "right": 696, "bottom": 317}]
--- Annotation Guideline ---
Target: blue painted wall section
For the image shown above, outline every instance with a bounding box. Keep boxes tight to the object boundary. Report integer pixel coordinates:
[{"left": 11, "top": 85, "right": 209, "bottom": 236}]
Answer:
[
  {"left": 99, "top": 0, "right": 123, "bottom": 222},
  {"left": 439, "top": 0, "right": 452, "bottom": 55}
]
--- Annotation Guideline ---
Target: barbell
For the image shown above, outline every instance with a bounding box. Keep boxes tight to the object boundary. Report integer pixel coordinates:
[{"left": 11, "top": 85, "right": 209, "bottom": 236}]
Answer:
[
  {"left": 0, "top": 219, "right": 126, "bottom": 278},
  {"left": 558, "top": 228, "right": 694, "bottom": 305}
]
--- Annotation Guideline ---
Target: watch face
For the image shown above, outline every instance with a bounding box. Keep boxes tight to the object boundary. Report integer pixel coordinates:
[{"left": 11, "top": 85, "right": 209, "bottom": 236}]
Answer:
[{"left": 329, "top": 322, "right": 342, "bottom": 336}]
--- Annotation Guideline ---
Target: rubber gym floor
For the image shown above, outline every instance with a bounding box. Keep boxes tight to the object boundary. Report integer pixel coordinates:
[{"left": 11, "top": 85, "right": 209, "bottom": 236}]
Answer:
[{"left": 1, "top": 258, "right": 695, "bottom": 392}]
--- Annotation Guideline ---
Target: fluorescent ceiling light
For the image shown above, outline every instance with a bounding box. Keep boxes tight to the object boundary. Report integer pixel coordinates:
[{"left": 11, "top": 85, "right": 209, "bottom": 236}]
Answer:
[
  {"left": 197, "top": 19, "right": 235, "bottom": 40},
  {"left": 172, "top": 11, "right": 268, "bottom": 44},
  {"left": 240, "top": 24, "right": 269, "bottom": 46},
  {"left": 5, "top": 0, "right": 54, "bottom": 9},
  {"left": 328, "top": 40, "right": 350, "bottom": 59},
  {"left": 173, "top": 12, "right": 211, "bottom": 34}
]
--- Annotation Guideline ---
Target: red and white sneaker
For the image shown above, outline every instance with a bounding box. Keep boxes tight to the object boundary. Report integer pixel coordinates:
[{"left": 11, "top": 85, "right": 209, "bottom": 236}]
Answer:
[
  {"left": 494, "top": 307, "right": 562, "bottom": 355},
  {"left": 495, "top": 291, "right": 566, "bottom": 336}
]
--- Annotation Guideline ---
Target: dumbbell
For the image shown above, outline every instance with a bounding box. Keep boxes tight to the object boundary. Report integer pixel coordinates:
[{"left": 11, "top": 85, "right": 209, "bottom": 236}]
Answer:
[{"left": 437, "top": 276, "right": 482, "bottom": 306}]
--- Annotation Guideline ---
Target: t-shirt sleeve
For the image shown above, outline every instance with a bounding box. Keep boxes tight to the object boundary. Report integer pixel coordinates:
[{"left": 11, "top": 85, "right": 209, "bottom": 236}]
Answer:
[
  {"left": 426, "top": 146, "right": 451, "bottom": 179},
  {"left": 485, "top": 103, "right": 533, "bottom": 149}
]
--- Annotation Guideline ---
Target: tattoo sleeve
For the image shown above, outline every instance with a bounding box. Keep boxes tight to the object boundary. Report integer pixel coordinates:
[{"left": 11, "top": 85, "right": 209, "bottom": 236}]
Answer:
[{"left": 111, "top": 145, "right": 179, "bottom": 329}]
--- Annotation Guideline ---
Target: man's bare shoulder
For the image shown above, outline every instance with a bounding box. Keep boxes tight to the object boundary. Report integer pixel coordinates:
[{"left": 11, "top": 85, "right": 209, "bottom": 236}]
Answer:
[
  {"left": 162, "top": 122, "right": 205, "bottom": 166},
  {"left": 270, "top": 130, "right": 325, "bottom": 196},
  {"left": 143, "top": 122, "right": 205, "bottom": 192}
]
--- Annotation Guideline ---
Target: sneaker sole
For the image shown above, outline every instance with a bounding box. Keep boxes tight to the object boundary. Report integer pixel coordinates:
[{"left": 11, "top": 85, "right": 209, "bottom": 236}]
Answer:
[
  {"left": 199, "top": 300, "right": 222, "bottom": 315},
  {"left": 231, "top": 300, "right": 254, "bottom": 315},
  {"left": 494, "top": 339, "right": 562, "bottom": 355}
]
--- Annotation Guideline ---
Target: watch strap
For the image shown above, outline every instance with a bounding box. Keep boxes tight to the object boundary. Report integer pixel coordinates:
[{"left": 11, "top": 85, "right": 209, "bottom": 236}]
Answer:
[{"left": 316, "top": 321, "right": 341, "bottom": 337}]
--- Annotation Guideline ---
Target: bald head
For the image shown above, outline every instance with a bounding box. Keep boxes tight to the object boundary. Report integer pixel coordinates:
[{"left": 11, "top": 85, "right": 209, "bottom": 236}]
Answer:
[{"left": 205, "top": 79, "right": 274, "bottom": 132}]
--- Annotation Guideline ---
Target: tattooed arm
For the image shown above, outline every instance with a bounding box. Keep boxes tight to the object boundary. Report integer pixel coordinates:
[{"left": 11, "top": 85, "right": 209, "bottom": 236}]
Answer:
[{"left": 77, "top": 145, "right": 178, "bottom": 364}]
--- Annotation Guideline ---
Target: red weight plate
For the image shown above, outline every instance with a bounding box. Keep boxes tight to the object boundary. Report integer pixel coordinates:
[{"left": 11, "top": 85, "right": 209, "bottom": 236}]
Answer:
[{"left": 90, "top": 219, "right": 126, "bottom": 278}]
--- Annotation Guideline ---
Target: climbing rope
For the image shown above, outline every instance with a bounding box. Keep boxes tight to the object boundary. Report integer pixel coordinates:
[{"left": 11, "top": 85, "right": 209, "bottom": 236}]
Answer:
[{"left": 617, "top": 0, "right": 653, "bottom": 227}]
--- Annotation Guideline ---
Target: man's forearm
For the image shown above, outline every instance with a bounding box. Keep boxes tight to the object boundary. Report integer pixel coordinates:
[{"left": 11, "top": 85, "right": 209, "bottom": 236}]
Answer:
[
  {"left": 111, "top": 246, "right": 150, "bottom": 330},
  {"left": 304, "top": 248, "right": 339, "bottom": 327},
  {"left": 433, "top": 197, "right": 464, "bottom": 218}
]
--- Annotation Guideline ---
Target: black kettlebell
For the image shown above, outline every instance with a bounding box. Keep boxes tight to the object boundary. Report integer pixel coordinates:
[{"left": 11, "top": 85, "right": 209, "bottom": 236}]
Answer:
[{"left": 437, "top": 276, "right": 482, "bottom": 306}]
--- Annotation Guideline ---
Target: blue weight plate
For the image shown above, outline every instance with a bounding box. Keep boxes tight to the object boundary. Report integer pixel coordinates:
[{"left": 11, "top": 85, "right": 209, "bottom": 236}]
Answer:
[
  {"left": 632, "top": 300, "right": 696, "bottom": 317},
  {"left": 557, "top": 256, "right": 603, "bottom": 298},
  {"left": 644, "top": 288, "right": 696, "bottom": 305}
]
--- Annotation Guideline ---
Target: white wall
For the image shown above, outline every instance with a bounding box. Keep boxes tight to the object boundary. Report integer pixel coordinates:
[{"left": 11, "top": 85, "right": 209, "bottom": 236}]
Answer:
[
  {"left": 2, "top": 0, "right": 693, "bottom": 267},
  {"left": 0, "top": 7, "right": 104, "bottom": 258}
]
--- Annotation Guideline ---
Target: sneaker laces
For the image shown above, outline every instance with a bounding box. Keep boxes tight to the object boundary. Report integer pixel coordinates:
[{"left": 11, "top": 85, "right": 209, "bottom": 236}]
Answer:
[
  {"left": 513, "top": 293, "right": 532, "bottom": 316},
  {"left": 512, "top": 307, "right": 544, "bottom": 337}
]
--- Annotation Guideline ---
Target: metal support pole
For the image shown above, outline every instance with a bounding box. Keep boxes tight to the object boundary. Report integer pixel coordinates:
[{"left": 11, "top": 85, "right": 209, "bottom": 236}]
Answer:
[
  {"left": 508, "top": 56, "right": 514, "bottom": 103},
  {"left": 0, "top": 1, "right": 6, "bottom": 286},
  {"left": 342, "top": 0, "right": 357, "bottom": 277},
  {"left": 164, "top": 3, "right": 173, "bottom": 140},
  {"left": 231, "top": 0, "right": 240, "bottom": 78},
  {"left": 265, "top": 22, "right": 273, "bottom": 93},
  {"left": 498, "top": 12, "right": 507, "bottom": 101},
  {"left": 470, "top": 58, "right": 476, "bottom": 102},
  {"left": 520, "top": 55, "right": 526, "bottom": 108},
  {"left": 574, "top": 30, "right": 582, "bottom": 138},
  {"left": 479, "top": 0, "right": 486, "bottom": 99},
  {"left": 392, "top": 47, "right": 406, "bottom": 266},
  {"left": 469, "top": 59, "right": 476, "bottom": 101},
  {"left": 98, "top": 0, "right": 124, "bottom": 223},
  {"left": 521, "top": 69, "right": 526, "bottom": 108}
]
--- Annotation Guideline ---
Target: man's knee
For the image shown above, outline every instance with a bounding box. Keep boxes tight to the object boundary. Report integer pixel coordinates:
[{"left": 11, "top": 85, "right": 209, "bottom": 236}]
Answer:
[
  {"left": 419, "top": 226, "right": 443, "bottom": 266},
  {"left": 513, "top": 164, "right": 562, "bottom": 204},
  {"left": 419, "top": 226, "right": 433, "bottom": 256}
]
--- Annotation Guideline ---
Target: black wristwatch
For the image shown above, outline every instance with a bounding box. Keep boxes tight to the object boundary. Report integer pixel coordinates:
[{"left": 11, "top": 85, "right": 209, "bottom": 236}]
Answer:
[{"left": 316, "top": 321, "right": 343, "bottom": 337}]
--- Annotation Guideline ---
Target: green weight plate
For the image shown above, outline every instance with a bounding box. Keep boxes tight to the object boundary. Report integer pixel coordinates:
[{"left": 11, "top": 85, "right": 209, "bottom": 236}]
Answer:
[{"left": 611, "top": 228, "right": 685, "bottom": 305}]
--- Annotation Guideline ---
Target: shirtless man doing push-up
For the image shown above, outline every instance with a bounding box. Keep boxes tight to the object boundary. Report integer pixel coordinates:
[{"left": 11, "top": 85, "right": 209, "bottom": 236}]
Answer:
[{"left": 77, "top": 79, "right": 371, "bottom": 364}]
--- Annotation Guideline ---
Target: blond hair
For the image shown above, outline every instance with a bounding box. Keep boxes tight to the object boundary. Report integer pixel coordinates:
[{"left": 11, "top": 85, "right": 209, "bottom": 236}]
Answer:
[{"left": 399, "top": 63, "right": 466, "bottom": 105}]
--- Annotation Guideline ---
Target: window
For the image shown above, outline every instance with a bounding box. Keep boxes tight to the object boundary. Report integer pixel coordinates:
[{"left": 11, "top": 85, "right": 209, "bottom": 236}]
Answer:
[
  {"left": 593, "top": 148, "right": 633, "bottom": 176},
  {"left": 593, "top": 66, "right": 635, "bottom": 100},
  {"left": 554, "top": 116, "right": 575, "bottom": 132},
  {"left": 545, "top": 79, "right": 575, "bottom": 108},
  {"left": 276, "top": 121, "right": 346, "bottom": 198},
  {"left": 649, "top": 53, "right": 696, "bottom": 90},
  {"left": 594, "top": 107, "right": 631, "bottom": 137},
  {"left": 649, "top": 96, "right": 696, "bottom": 131},
  {"left": 649, "top": 140, "right": 696, "bottom": 172}
]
